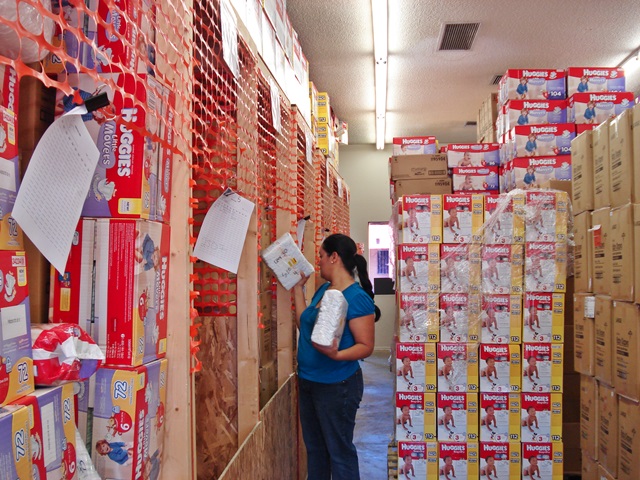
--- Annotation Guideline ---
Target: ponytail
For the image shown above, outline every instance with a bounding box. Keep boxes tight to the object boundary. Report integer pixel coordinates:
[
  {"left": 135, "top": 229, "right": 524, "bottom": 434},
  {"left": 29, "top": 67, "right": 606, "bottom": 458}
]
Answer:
[{"left": 354, "top": 254, "right": 381, "bottom": 322}]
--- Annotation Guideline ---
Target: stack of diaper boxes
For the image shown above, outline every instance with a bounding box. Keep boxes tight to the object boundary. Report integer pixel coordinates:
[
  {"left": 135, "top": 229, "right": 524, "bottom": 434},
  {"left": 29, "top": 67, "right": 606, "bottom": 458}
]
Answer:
[
  {"left": 571, "top": 97, "right": 640, "bottom": 480},
  {"left": 446, "top": 143, "right": 500, "bottom": 194},
  {"left": 393, "top": 190, "right": 568, "bottom": 478}
]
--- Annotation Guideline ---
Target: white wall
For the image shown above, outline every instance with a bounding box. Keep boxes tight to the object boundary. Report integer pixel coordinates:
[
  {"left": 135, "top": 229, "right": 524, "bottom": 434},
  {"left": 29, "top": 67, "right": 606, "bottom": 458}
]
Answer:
[{"left": 338, "top": 144, "right": 396, "bottom": 352}]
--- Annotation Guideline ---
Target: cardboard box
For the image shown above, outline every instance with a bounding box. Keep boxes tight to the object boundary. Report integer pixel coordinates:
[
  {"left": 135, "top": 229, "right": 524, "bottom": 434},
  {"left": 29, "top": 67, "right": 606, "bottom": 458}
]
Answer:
[
  {"left": 480, "top": 294, "right": 522, "bottom": 344},
  {"left": 479, "top": 442, "right": 521, "bottom": 479},
  {"left": 390, "top": 154, "right": 448, "bottom": 180},
  {"left": 397, "top": 441, "right": 437, "bottom": 479},
  {"left": 439, "top": 293, "right": 479, "bottom": 343},
  {"left": 591, "top": 208, "right": 611, "bottom": 295},
  {"left": 437, "top": 392, "right": 478, "bottom": 442},
  {"left": 522, "top": 343, "right": 563, "bottom": 393},
  {"left": 520, "top": 392, "right": 563, "bottom": 443},
  {"left": 396, "top": 342, "right": 436, "bottom": 393},
  {"left": 521, "top": 442, "right": 564, "bottom": 479},
  {"left": 397, "top": 195, "right": 443, "bottom": 244},
  {"left": 94, "top": 219, "right": 170, "bottom": 366},
  {"left": 483, "top": 193, "right": 525, "bottom": 245},
  {"left": 393, "top": 137, "right": 438, "bottom": 156},
  {"left": 610, "top": 204, "right": 635, "bottom": 301},
  {"left": 481, "top": 244, "right": 523, "bottom": 295},
  {"left": 0, "top": 64, "right": 18, "bottom": 112},
  {"left": 396, "top": 391, "right": 436, "bottom": 442},
  {"left": 442, "top": 194, "right": 484, "bottom": 244},
  {"left": 0, "top": 106, "right": 24, "bottom": 251},
  {"left": 523, "top": 292, "right": 565, "bottom": 343},
  {"left": 13, "top": 384, "right": 77, "bottom": 479},
  {"left": 597, "top": 382, "right": 618, "bottom": 476},
  {"left": 618, "top": 396, "right": 640, "bottom": 480},
  {"left": 592, "top": 119, "right": 611, "bottom": 209},
  {"left": 0, "top": 251, "right": 34, "bottom": 406},
  {"left": 524, "top": 190, "right": 569, "bottom": 243},
  {"left": 397, "top": 292, "right": 440, "bottom": 343},
  {"left": 436, "top": 342, "right": 479, "bottom": 393},
  {"left": 568, "top": 92, "right": 635, "bottom": 125},
  {"left": 502, "top": 99, "right": 568, "bottom": 133},
  {"left": 392, "top": 178, "right": 452, "bottom": 201},
  {"left": 609, "top": 109, "right": 635, "bottom": 207},
  {"left": 440, "top": 244, "right": 481, "bottom": 294},
  {"left": 446, "top": 143, "right": 501, "bottom": 167},
  {"left": 566, "top": 67, "right": 626, "bottom": 96},
  {"left": 479, "top": 392, "right": 521, "bottom": 442},
  {"left": 316, "top": 92, "right": 331, "bottom": 123},
  {"left": 155, "top": 84, "right": 175, "bottom": 224},
  {"left": 397, "top": 244, "right": 440, "bottom": 293},
  {"left": 571, "top": 130, "right": 594, "bottom": 214},
  {"left": 579, "top": 374, "right": 597, "bottom": 459},
  {"left": 498, "top": 69, "right": 567, "bottom": 104},
  {"left": 479, "top": 344, "right": 521, "bottom": 393},
  {"left": 598, "top": 464, "right": 616, "bottom": 480},
  {"left": 525, "top": 242, "right": 568, "bottom": 293},
  {"left": 437, "top": 442, "right": 479, "bottom": 480},
  {"left": 510, "top": 156, "right": 573, "bottom": 190},
  {"left": 452, "top": 166, "right": 500, "bottom": 193},
  {"left": 0, "top": 405, "right": 32, "bottom": 478},
  {"left": 613, "top": 301, "right": 640, "bottom": 400},
  {"left": 510, "top": 123, "right": 575, "bottom": 157},
  {"left": 635, "top": 204, "right": 640, "bottom": 304},
  {"left": 594, "top": 295, "right": 613, "bottom": 385},
  {"left": 581, "top": 453, "right": 598, "bottom": 480},
  {"left": 573, "top": 211, "right": 593, "bottom": 292},
  {"left": 633, "top": 104, "right": 640, "bottom": 208},
  {"left": 573, "top": 294, "right": 595, "bottom": 375}
]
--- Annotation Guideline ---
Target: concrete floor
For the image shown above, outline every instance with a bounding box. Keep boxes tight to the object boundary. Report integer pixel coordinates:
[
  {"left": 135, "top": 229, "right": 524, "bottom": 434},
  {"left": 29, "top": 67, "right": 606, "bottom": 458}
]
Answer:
[{"left": 355, "top": 349, "right": 395, "bottom": 480}]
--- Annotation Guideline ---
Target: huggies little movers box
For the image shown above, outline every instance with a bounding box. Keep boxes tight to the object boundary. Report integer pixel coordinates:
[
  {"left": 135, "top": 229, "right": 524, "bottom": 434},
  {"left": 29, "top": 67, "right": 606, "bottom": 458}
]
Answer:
[
  {"left": 521, "top": 442, "right": 563, "bottom": 480},
  {"left": 437, "top": 442, "right": 479, "bottom": 480},
  {"left": 479, "top": 392, "right": 521, "bottom": 442},
  {"left": 397, "top": 292, "right": 440, "bottom": 343},
  {"left": 436, "top": 392, "right": 478, "bottom": 442},
  {"left": 502, "top": 99, "right": 568, "bottom": 133},
  {"left": 0, "top": 405, "right": 31, "bottom": 479},
  {"left": 446, "top": 143, "right": 501, "bottom": 168},
  {"left": 480, "top": 294, "right": 522, "bottom": 344},
  {"left": 399, "top": 195, "right": 443, "bottom": 243},
  {"left": 397, "top": 244, "right": 439, "bottom": 293},
  {"left": 437, "top": 342, "right": 479, "bottom": 392},
  {"left": 396, "top": 342, "right": 427, "bottom": 393},
  {"left": 567, "top": 67, "right": 625, "bottom": 95},
  {"left": 479, "top": 344, "right": 521, "bottom": 393},
  {"left": 523, "top": 293, "right": 565, "bottom": 343},
  {"left": 479, "top": 442, "right": 521, "bottom": 478},
  {"left": 397, "top": 441, "right": 437, "bottom": 479},
  {"left": 520, "top": 392, "right": 562, "bottom": 443}
]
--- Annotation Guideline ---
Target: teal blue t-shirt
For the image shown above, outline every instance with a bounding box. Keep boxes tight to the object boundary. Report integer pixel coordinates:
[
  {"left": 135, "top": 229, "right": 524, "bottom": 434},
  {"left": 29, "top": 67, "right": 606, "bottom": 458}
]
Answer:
[{"left": 297, "top": 282, "right": 375, "bottom": 383}]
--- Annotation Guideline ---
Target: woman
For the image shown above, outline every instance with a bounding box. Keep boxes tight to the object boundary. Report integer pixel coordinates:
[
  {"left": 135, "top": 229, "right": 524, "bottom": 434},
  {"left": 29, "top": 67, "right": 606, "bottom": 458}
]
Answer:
[{"left": 293, "top": 233, "right": 377, "bottom": 480}]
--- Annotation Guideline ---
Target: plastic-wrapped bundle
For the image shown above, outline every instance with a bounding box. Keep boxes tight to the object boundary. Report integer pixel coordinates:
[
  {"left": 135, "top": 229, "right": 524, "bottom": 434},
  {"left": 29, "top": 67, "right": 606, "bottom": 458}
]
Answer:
[
  {"left": 261, "top": 232, "right": 315, "bottom": 290},
  {"left": 75, "top": 428, "right": 101, "bottom": 480},
  {"left": 0, "top": 0, "right": 54, "bottom": 62},
  {"left": 311, "top": 289, "right": 348, "bottom": 347}
]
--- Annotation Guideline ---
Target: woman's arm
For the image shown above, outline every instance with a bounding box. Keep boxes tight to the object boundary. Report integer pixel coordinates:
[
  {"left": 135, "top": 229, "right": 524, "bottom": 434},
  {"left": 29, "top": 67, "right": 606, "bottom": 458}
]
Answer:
[
  {"left": 292, "top": 273, "right": 310, "bottom": 329},
  {"left": 313, "top": 314, "right": 375, "bottom": 361}
]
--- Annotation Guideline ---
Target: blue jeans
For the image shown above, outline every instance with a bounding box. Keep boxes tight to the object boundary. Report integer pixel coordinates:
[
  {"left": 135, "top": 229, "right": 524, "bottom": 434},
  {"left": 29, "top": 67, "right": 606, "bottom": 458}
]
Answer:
[{"left": 299, "top": 369, "right": 364, "bottom": 480}]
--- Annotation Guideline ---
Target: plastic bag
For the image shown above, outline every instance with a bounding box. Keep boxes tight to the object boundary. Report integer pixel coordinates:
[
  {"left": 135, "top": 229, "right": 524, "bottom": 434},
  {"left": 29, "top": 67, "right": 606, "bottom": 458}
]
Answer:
[{"left": 311, "top": 289, "right": 348, "bottom": 347}]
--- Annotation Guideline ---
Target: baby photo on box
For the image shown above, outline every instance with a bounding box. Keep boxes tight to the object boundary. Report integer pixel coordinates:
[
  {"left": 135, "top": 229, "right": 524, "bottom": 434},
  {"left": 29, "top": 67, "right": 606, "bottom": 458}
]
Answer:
[
  {"left": 401, "top": 195, "right": 442, "bottom": 243},
  {"left": 393, "top": 136, "right": 438, "bottom": 155},
  {"left": 481, "top": 294, "right": 522, "bottom": 344},
  {"left": 479, "top": 344, "right": 519, "bottom": 393},
  {"left": 439, "top": 442, "right": 475, "bottom": 480},
  {"left": 482, "top": 244, "right": 523, "bottom": 295},
  {"left": 397, "top": 441, "right": 431, "bottom": 479},
  {"left": 398, "top": 292, "right": 439, "bottom": 343},
  {"left": 396, "top": 392, "right": 426, "bottom": 442},
  {"left": 480, "top": 442, "right": 519, "bottom": 479},
  {"left": 524, "top": 191, "right": 568, "bottom": 243},
  {"left": 512, "top": 124, "right": 575, "bottom": 157},
  {"left": 396, "top": 343, "right": 426, "bottom": 393},
  {"left": 524, "top": 293, "right": 565, "bottom": 343},
  {"left": 484, "top": 194, "right": 523, "bottom": 245},
  {"left": 525, "top": 243, "right": 566, "bottom": 293},
  {"left": 522, "top": 443, "right": 561, "bottom": 480},
  {"left": 452, "top": 167, "right": 500, "bottom": 193},
  {"left": 437, "top": 393, "right": 477, "bottom": 443},
  {"left": 440, "top": 244, "right": 471, "bottom": 293},
  {"left": 480, "top": 393, "right": 518, "bottom": 442},
  {"left": 447, "top": 143, "right": 501, "bottom": 168},
  {"left": 439, "top": 293, "right": 470, "bottom": 343},
  {"left": 443, "top": 194, "right": 482, "bottom": 244},
  {"left": 437, "top": 343, "right": 476, "bottom": 393},
  {"left": 398, "top": 244, "right": 438, "bottom": 293},
  {"left": 520, "top": 393, "right": 560, "bottom": 443},
  {"left": 522, "top": 343, "right": 561, "bottom": 393}
]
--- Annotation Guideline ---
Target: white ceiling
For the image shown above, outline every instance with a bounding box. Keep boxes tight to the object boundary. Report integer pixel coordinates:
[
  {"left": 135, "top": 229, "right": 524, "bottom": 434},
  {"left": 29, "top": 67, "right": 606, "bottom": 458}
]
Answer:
[{"left": 286, "top": 0, "right": 640, "bottom": 146}]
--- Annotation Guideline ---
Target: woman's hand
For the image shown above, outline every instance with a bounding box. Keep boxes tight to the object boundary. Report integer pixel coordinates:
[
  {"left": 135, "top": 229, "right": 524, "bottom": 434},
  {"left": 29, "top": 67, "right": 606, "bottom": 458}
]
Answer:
[
  {"left": 312, "top": 338, "right": 340, "bottom": 360},
  {"left": 293, "top": 272, "right": 310, "bottom": 290}
]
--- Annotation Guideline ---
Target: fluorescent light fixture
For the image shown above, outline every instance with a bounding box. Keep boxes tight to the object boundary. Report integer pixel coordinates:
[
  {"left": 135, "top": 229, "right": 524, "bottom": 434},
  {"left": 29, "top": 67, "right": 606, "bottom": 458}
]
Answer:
[
  {"left": 372, "top": 0, "right": 388, "bottom": 149},
  {"left": 618, "top": 47, "right": 640, "bottom": 79}
]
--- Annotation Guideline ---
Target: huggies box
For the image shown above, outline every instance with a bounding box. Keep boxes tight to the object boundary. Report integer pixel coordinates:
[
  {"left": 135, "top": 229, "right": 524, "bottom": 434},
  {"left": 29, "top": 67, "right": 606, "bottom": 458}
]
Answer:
[
  {"left": 440, "top": 243, "right": 481, "bottom": 294},
  {"left": 396, "top": 342, "right": 436, "bottom": 393},
  {"left": 436, "top": 442, "right": 479, "bottom": 480},
  {"left": 483, "top": 193, "right": 525, "bottom": 245},
  {"left": 0, "top": 106, "right": 24, "bottom": 250},
  {"left": 397, "top": 441, "right": 437, "bottom": 479},
  {"left": 521, "top": 442, "right": 564, "bottom": 480},
  {"left": 393, "top": 136, "right": 438, "bottom": 155},
  {"left": 439, "top": 293, "right": 480, "bottom": 343},
  {"left": 442, "top": 194, "right": 484, "bottom": 244},
  {"left": 522, "top": 343, "right": 563, "bottom": 393},
  {"left": 0, "top": 405, "right": 32, "bottom": 478},
  {"left": 520, "top": 392, "right": 563, "bottom": 443},
  {"left": 480, "top": 294, "right": 522, "bottom": 344},
  {"left": 479, "top": 343, "right": 521, "bottom": 393},
  {"left": 479, "top": 392, "right": 521, "bottom": 442},
  {"left": 524, "top": 190, "right": 569, "bottom": 244},
  {"left": 498, "top": 69, "right": 566, "bottom": 104},
  {"left": 436, "top": 392, "right": 478, "bottom": 442},
  {"left": 446, "top": 143, "right": 501, "bottom": 168},
  {"left": 396, "top": 391, "right": 436, "bottom": 442},
  {"left": 479, "top": 442, "right": 521, "bottom": 479},
  {"left": 502, "top": 99, "right": 568, "bottom": 133},
  {"left": 525, "top": 243, "right": 567, "bottom": 293},
  {"left": 397, "top": 244, "right": 440, "bottom": 293},
  {"left": 397, "top": 292, "right": 440, "bottom": 343},
  {"left": 523, "top": 293, "right": 565, "bottom": 343},
  {"left": 568, "top": 92, "right": 634, "bottom": 125},
  {"left": 452, "top": 166, "right": 500, "bottom": 193},
  {"left": 510, "top": 124, "right": 575, "bottom": 157},
  {"left": 437, "top": 342, "right": 479, "bottom": 393},
  {"left": 566, "top": 67, "right": 625, "bottom": 96},
  {"left": 511, "top": 156, "right": 573, "bottom": 191},
  {"left": 398, "top": 195, "right": 443, "bottom": 244},
  {"left": 481, "top": 244, "right": 523, "bottom": 295}
]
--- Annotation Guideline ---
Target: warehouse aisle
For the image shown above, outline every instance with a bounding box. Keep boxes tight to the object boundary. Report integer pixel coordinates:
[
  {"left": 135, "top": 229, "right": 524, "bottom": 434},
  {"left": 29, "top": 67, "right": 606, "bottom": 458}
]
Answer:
[{"left": 355, "top": 349, "right": 395, "bottom": 479}]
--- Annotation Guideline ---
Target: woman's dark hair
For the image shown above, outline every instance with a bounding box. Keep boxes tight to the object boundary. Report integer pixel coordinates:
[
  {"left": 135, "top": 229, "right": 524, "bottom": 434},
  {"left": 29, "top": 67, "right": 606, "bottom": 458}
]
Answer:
[{"left": 322, "top": 233, "right": 381, "bottom": 321}]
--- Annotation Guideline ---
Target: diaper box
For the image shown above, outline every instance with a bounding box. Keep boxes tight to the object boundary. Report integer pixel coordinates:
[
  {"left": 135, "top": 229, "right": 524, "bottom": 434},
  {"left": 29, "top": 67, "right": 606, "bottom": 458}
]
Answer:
[
  {"left": 499, "top": 69, "right": 566, "bottom": 104},
  {"left": 92, "top": 358, "right": 167, "bottom": 480},
  {"left": 592, "top": 119, "right": 611, "bottom": 209},
  {"left": 0, "top": 405, "right": 31, "bottom": 479},
  {"left": 594, "top": 295, "right": 613, "bottom": 385},
  {"left": 391, "top": 178, "right": 453, "bottom": 202},
  {"left": 397, "top": 292, "right": 440, "bottom": 343},
  {"left": 524, "top": 190, "right": 569, "bottom": 243},
  {"left": 525, "top": 243, "right": 567, "bottom": 293},
  {"left": 437, "top": 342, "right": 479, "bottom": 393},
  {"left": 396, "top": 342, "right": 437, "bottom": 393},
  {"left": 520, "top": 392, "right": 562, "bottom": 443},
  {"left": 440, "top": 243, "right": 481, "bottom": 294},
  {"left": 155, "top": 84, "right": 175, "bottom": 224},
  {"left": 573, "top": 294, "right": 595, "bottom": 376},
  {"left": 93, "top": 219, "right": 170, "bottom": 366},
  {"left": 49, "top": 219, "right": 95, "bottom": 328},
  {"left": 436, "top": 392, "right": 478, "bottom": 442},
  {"left": 393, "top": 136, "right": 438, "bottom": 156},
  {"left": 480, "top": 294, "right": 522, "bottom": 344},
  {"left": 523, "top": 293, "right": 565, "bottom": 343},
  {"left": 613, "top": 301, "right": 640, "bottom": 400},
  {"left": 396, "top": 391, "right": 436, "bottom": 442},
  {"left": 0, "top": 251, "right": 35, "bottom": 407},
  {"left": 481, "top": 244, "right": 524, "bottom": 295},
  {"left": 609, "top": 108, "right": 636, "bottom": 208},
  {"left": 398, "top": 195, "right": 443, "bottom": 244},
  {"left": 522, "top": 343, "right": 563, "bottom": 393},
  {"left": 479, "top": 392, "right": 521, "bottom": 442},
  {"left": 510, "top": 124, "right": 575, "bottom": 157},
  {"left": 617, "top": 396, "right": 640, "bottom": 480},
  {"left": 511, "top": 156, "right": 573, "bottom": 191},
  {"left": 570, "top": 130, "right": 594, "bottom": 215},
  {"left": 0, "top": 106, "right": 24, "bottom": 250},
  {"left": 479, "top": 442, "right": 521, "bottom": 479},
  {"left": 446, "top": 143, "right": 500, "bottom": 168},
  {"left": 479, "top": 343, "right": 521, "bottom": 393},
  {"left": 452, "top": 166, "right": 500, "bottom": 193},
  {"left": 56, "top": 73, "right": 165, "bottom": 220},
  {"left": 397, "top": 244, "right": 440, "bottom": 293},
  {"left": 502, "top": 99, "right": 568, "bottom": 132},
  {"left": 567, "top": 67, "right": 626, "bottom": 96},
  {"left": 13, "top": 384, "right": 77, "bottom": 479},
  {"left": 437, "top": 442, "right": 479, "bottom": 480},
  {"left": 397, "top": 441, "right": 437, "bottom": 479},
  {"left": 439, "top": 293, "right": 480, "bottom": 343},
  {"left": 568, "top": 92, "right": 634, "bottom": 125},
  {"left": 442, "top": 194, "right": 484, "bottom": 244},
  {"left": 483, "top": 193, "right": 525, "bottom": 245},
  {"left": 597, "top": 382, "right": 618, "bottom": 475},
  {"left": 0, "top": 64, "right": 18, "bottom": 112},
  {"left": 579, "top": 374, "right": 597, "bottom": 459},
  {"left": 521, "top": 442, "right": 564, "bottom": 480},
  {"left": 390, "top": 155, "right": 449, "bottom": 180}
]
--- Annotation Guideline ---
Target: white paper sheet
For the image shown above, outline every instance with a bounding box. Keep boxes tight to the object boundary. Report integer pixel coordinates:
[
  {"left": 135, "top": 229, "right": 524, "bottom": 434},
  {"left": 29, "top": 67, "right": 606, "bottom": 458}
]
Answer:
[
  {"left": 305, "top": 130, "right": 313, "bottom": 165},
  {"left": 13, "top": 106, "right": 99, "bottom": 275},
  {"left": 221, "top": 0, "right": 240, "bottom": 78},
  {"left": 193, "top": 188, "right": 255, "bottom": 274},
  {"left": 296, "top": 218, "right": 306, "bottom": 249},
  {"left": 270, "top": 78, "right": 282, "bottom": 133}
]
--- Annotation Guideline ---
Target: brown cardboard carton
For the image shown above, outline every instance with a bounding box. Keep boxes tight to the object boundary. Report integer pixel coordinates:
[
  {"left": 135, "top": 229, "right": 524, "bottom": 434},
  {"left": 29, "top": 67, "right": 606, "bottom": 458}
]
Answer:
[
  {"left": 389, "top": 154, "right": 449, "bottom": 180},
  {"left": 618, "top": 396, "right": 640, "bottom": 480},
  {"left": 598, "top": 464, "right": 616, "bottom": 480},
  {"left": 571, "top": 130, "right": 594, "bottom": 214},
  {"left": 610, "top": 204, "right": 635, "bottom": 301},
  {"left": 574, "top": 211, "right": 592, "bottom": 293},
  {"left": 580, "top": 374, "right": 598, "bottom": 459},
  {"left": 581, "top": 453, "right": 598, "bottom": 480},
  {"left": 592, "top": 119, "right": 611, "bottom": 209},
  {"left": 594, "top": 295, "right": 613, "bottom": 385},
  {"left": 632, "top": 103, "right": 640, "bottom": 207},
  {"left": 597, "top": 382, "right": 618, "bottom": 477},
  {"left": 613, "top": 301, "right": 640, "bottom": 400},
  {"left": 392, "top": 178, "right": 452, "bottom": 201},
  {"left": 634, "top": 204, "right": 640, "bottom": 304},
  {"left": 609, "top": 109, "right": 634, "bottom": 207},
  {"left": 574, "top": 294, "right": 595, "bottom": 375},
  {"left": 591, "top": 208, "right": 611, "bottom": 295}
]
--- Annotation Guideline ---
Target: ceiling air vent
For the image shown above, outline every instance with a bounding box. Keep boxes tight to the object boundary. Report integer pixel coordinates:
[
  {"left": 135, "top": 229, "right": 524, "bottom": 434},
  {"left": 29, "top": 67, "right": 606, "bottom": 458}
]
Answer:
[
  {"left": 438, "top": 23, "right": 480, "bottom": 51},
  {"left": 490, "top": 74, "right": 503, "bottom": 85}
]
